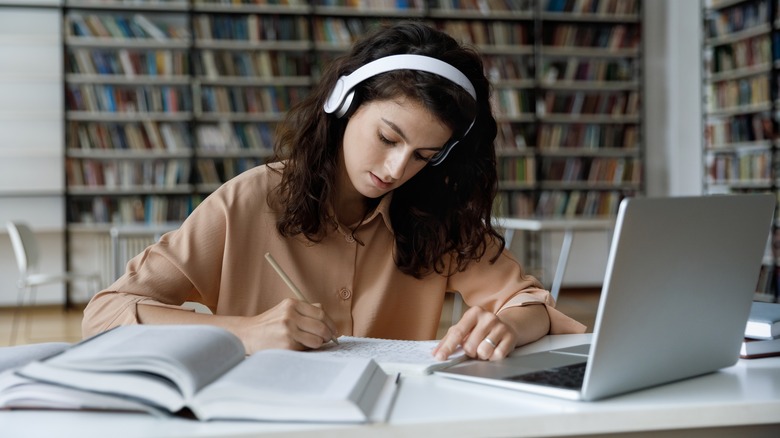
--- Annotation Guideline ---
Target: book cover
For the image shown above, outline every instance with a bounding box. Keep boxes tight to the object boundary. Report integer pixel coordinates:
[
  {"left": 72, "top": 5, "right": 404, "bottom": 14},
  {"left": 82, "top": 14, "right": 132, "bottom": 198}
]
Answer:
[
  {"left": 745, "top": 301, "right": 780, "bottom": 340},
  {"left": 740, "top": 337, "right": 780, "bottom": 359}
]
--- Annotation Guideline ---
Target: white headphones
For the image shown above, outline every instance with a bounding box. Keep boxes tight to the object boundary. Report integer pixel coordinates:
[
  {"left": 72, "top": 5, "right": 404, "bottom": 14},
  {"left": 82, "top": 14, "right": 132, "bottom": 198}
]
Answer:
[{"left": 323, "top": 54, "right": 477, "bottom": 166}]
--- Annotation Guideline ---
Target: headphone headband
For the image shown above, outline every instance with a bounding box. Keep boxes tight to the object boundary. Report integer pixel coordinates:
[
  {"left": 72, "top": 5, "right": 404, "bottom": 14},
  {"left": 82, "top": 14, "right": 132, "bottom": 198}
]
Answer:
[{"left": 323, "top": 54, "right": 477, "bottom": 166}]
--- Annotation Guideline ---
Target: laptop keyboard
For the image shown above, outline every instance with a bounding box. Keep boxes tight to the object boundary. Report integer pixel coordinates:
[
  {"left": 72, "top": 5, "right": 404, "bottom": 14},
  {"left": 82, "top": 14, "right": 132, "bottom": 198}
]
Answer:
[{"left": 506, "top": 362, "right": 586, "bottom": 390}]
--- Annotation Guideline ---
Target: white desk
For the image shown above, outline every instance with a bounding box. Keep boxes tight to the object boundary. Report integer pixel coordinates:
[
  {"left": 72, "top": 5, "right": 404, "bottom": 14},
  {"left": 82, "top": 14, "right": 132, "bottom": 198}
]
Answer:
[
  {"left": 1, "top": 334, "right": 779, "bottom": 438},
  {"left": 493, "top": 217, "right": 615, "bottom": 300}
]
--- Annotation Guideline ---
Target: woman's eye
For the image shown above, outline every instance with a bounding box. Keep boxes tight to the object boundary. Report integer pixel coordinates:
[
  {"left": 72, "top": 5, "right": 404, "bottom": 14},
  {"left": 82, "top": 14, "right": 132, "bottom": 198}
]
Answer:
[
  {"left": 414, "top": 152, "right": 434, "bottom": 162},
  {"left": 378, "top": 133, "right": 394, "bottom": 145}
]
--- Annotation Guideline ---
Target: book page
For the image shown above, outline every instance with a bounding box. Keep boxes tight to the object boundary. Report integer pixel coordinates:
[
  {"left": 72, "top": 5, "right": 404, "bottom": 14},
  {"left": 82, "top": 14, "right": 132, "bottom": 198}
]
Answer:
[
  {"left": 310, "top": 337, "right": 466, "bottom": 375},
  {"left": 40, "top": 325, "right": 245, "bottom": 398},
  {"left": 191, "top": 350, "right": 392, "bottom": 423}
]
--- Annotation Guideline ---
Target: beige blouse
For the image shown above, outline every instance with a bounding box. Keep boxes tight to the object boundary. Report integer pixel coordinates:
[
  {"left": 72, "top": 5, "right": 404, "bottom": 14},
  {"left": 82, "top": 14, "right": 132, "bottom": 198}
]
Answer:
[{"left": 82, "top": 164, "right": 586, "bottom": 339}]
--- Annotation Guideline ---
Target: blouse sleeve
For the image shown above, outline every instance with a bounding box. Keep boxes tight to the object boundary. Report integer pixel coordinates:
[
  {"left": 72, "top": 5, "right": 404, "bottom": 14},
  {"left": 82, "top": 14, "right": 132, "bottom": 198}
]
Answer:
[
  {"left": 82, "top": 180, "right": 234, "bottom": 338},
  {"left": 448, "top": 242, "right": 587, "bottom": 335}
]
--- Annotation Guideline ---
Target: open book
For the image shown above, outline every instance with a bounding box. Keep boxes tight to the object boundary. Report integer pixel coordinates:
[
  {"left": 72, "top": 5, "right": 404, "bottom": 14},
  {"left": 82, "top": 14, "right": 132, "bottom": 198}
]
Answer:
[
  {"left": 0, "top": 325, "right": 397, "bottom": 423},
  {"left": 311, "top": 336, "right": 467, "bottom": 375}
]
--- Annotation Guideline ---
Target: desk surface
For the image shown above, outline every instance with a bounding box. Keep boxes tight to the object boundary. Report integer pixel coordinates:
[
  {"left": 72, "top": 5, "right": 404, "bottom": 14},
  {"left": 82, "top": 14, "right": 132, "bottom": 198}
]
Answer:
[{"left": 1, "top": 334, "right": 779, "bottom": 438}]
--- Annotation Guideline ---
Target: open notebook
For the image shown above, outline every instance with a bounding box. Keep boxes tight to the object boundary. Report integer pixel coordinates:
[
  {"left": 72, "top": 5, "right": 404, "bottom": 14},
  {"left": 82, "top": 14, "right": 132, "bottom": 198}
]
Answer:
[{"left": 437, "top": 194, "right": 775, "bottom": 401}]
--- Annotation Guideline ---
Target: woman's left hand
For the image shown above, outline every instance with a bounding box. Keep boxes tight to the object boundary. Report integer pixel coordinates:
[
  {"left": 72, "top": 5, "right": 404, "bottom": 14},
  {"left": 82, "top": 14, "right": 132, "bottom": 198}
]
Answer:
[{"left": 433, "top": 306, "right": 519, "bottom": 361}]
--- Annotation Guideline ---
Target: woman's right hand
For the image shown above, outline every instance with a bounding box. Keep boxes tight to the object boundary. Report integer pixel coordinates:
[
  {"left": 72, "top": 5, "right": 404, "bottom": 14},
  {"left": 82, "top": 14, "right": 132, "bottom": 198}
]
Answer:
[{"left": 236, "top": 298, "right": 339, "bottom": 354}]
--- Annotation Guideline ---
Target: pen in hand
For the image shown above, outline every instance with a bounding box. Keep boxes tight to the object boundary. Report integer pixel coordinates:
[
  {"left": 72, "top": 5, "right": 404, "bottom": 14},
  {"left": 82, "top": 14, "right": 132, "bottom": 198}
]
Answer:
[{"left": 264, "top": 252, "right": 339, "bottom": 345}]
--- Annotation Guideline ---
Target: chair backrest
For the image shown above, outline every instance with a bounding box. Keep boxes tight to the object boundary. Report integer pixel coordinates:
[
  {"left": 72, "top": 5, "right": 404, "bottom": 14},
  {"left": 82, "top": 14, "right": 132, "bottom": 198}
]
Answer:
[{"left": 5, "top": 221, "right": 39, "bottom": 276}]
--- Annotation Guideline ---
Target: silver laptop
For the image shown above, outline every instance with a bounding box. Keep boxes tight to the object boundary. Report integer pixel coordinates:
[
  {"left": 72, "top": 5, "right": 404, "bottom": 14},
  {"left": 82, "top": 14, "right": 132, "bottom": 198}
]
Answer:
[{"left": 437, "top": 194, "right": 775, "bottom": 401}]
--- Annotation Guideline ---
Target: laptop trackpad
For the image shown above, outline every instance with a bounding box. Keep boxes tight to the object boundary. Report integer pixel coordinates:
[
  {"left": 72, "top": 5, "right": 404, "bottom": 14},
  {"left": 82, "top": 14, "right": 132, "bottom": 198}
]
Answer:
[{"left": 445, "top": 349, "right": 587, "bottom": 380}]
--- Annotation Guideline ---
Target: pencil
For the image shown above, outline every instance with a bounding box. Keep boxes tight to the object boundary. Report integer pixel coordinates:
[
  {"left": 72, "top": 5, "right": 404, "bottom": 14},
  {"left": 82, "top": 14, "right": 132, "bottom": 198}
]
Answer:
[{"left": 264, "top": 252, "right": 339, "bottom": 345}]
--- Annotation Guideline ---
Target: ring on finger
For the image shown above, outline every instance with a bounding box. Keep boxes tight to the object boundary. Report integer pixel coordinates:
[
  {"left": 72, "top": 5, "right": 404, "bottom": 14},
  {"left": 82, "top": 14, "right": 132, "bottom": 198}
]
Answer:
[{"left": 483, "top": 336, "right": 497, "bottom": 348}]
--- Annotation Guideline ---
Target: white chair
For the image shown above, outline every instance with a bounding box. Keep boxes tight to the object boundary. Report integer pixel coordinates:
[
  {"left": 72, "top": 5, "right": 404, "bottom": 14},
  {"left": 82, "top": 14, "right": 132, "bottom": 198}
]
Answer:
[{"left": 5, "top": 221, "right": 102, "bottom": 345}]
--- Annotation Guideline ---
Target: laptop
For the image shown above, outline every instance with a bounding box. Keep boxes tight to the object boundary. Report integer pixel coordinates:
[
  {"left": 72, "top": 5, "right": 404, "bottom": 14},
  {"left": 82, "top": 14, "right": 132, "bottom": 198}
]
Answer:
[{"left": 436, "top": 194, "right": 775, "bottom": 401}]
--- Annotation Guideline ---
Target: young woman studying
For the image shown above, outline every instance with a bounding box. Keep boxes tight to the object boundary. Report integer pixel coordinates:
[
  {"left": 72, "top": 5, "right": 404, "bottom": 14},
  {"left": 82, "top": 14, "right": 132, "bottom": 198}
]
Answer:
[{"left": 82, "top": 21, "right": 586, "bottom": 361}]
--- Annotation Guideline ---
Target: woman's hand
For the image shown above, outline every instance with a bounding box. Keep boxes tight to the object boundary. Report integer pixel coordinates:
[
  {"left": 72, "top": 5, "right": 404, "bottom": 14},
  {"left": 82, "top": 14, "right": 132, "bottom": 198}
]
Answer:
[
  {"left": 433, "top": 306, "right": 518, "bottom": 361},
  {"left": 432, "top": 304, "right": 550, "bottom": 361},
  {"left": 237, "top": 298, "right": 339, "bottom": 354},
  {"left": 138, "top": 298, "right": 339, "bottom": 355}
]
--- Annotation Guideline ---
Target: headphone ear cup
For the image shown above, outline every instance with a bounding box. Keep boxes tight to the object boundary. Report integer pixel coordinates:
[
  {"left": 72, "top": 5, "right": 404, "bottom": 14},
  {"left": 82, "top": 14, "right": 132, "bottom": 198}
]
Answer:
[{"left": 336, "top": 90, "right": 358, "bottom": 118}]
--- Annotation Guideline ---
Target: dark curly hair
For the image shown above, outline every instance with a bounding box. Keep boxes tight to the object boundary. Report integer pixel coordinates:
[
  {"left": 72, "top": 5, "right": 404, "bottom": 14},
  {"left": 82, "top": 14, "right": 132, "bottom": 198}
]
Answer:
[{"left": 269, "top": 21, "right": 504, "bottom": 278}]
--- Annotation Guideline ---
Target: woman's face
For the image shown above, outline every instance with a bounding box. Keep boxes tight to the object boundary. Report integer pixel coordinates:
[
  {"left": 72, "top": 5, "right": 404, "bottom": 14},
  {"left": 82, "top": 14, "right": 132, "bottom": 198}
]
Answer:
[{"left": 338, "top": 97, "right": 452, "bottom": 201}]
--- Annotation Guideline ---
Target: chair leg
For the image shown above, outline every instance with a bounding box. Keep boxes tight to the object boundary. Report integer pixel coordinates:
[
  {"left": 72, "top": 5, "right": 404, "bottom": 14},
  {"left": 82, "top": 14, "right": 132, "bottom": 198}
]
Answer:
[
  {"left": 9, "top": 286, "right": 28, "bottom": 346},
  {"left": 24, "top": 286, "right": 39, "bottom": 342}
]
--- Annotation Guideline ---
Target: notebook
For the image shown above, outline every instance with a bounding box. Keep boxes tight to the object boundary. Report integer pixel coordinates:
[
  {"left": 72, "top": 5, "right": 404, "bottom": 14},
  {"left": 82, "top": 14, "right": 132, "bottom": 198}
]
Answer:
[{"left": 436, "top": 194, "right": 775, "bottom": 401}]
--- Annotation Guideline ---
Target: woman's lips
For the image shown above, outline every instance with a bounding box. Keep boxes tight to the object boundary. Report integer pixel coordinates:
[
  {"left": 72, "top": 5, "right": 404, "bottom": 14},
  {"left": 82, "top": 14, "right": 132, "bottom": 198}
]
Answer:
[{"left": 370, "top": 173, "right": 392, "bottom": 190}]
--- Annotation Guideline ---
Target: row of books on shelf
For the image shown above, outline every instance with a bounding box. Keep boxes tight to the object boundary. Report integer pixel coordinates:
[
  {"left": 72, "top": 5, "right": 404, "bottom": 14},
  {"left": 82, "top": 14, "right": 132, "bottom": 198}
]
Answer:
[
  {"left": 66, "top": 121, "right": 273, "bottom": 156},
  {"left": 538, "top": 90, "right": 640, "bottom": 117},
  {"left": 317, "top": 0, "right": 424, "bottom": 10},
  {"left": 493, "top": 189, "right": 628, "bottom": 218},
  {"left": 706, "top": 149, "right": 772, "bottom": 182},
  {"left": 196, "top": 157, "right": 264, "bottom": 185},
  {"left": 312, "top": 17, "right": 380, "bottom": 46},
  {"left": 196, "top": 122, "right": 275, "bottom": 152},
  {"left": 193, "top": 0, "right": 307, "bottom": 6},
  {"left": 66, "top": 84, "right": 192, "bottom": 113},
  {"left": 541, "top": 157, "right": 641, "bottom": 184},
  {"left": 542, "top": 24, "right": 639, "bottom": 50},
  {"left": 67, "top": 121, "right": 191, "bottom": 152},
  {"left": 198, "top": 50, "right": 311, "bottom": 79},
  {"left": 540, "top": 58, "right": 636, "bottom": 83},
  {"left": 706, "top": 76, "right": 769, "bottom": 111},
  {"left": 492, "top": 89, "right": 533, "bottom": 117},
  {"left": 69, "top": 195, "right": 198, "bottom": 225},
  {"left": 435, "top": 0, "right": 530, "bottom": 12},
  {"left": 68, "top": 13, "right": 188, "bottom": 42},
  {"left": 436, "top": 21, "right": 530, "bottom": 47},
  {"left": 493, "top": 191, "right": 534, "bottom": 217},
  {"left": 200, "top": 85, "right": 307, "bottom": 114},
  {"left": 67, "top": 47, "right": 654, "bottom": 85},
  {"left": 537, "top": 124, "right": 639, "bottom": 149},
  {"left": 705, "top": 112, "right": 773, "bottom": 146},
  {"left": 498, "top": 157, "right": 536, "bottom": 183},
  {"left": 705, "top": 0, "right": 769, "bottom": 40},
  {"left": 66, "top": 158, "right": 191, "bottom": 189},
  {"left": 484, "top": 55, "right": 532, "bottom": 81},
  {"left": 68, "top": 48, "right": 189, "bottom": 77},
  {"left": 544, "top": 0, "right": 639, "bottom": 15},
  {"left": 496, "top": 122, "right": 533, "bottom": 150},
  {"left": 535, "top": 189, "right": 625, "bottom": 217},
  {"left": 741, "top": 300, "right": 780, "bottom": 359},
  {"left": 708, "top": 34, "right": 770, "bottom": 76},
  {"left": 193, "top": 14, "right": 308, "bottom": 42}
]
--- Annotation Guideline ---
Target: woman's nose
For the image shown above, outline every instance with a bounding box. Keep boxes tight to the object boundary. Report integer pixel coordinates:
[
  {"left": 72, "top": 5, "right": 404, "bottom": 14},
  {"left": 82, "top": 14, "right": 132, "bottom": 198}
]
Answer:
[{"left": 385, "top": 148, "right": 411, "bottom": 180}]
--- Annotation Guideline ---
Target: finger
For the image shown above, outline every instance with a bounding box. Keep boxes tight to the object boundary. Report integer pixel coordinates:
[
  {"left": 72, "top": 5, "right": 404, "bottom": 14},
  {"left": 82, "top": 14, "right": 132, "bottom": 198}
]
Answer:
[
  {"left": 310, "top": 303, "right": 340, "bottom": 340},
  {"left": 434, "top": 310, "right": 481, "bottom": 360},
  {"left": 434, "top": 322, "right": 472, "bottom": 360},
  {"left": 293, "top": 304, "right": 339, "bottom": 347},
  {"left": 477, "top": 333, "right": 512, "bottom": 361}
]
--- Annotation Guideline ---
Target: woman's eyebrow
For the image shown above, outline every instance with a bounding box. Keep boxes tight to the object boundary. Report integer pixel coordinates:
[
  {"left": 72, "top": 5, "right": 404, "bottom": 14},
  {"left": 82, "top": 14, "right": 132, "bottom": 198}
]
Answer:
[
  {"left": 380, "top": 117, "right": 443, "bottom": 151},
  {"left": 380, "top": 117, "right": 407, "bottom": 142}
]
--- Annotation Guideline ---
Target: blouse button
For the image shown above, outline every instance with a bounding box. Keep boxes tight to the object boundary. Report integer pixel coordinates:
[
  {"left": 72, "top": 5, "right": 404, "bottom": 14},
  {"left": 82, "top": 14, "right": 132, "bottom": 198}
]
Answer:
[
  {"left": 345, "top": 234, "right": 355, "bottom": 243},
  {"left": 338, "top": 288, "right": 352, "bottom": 300}
]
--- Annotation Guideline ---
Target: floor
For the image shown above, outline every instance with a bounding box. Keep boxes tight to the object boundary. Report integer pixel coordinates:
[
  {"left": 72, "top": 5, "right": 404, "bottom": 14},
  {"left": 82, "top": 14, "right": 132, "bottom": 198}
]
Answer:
[{"left": 0, "top": 288, "right": 600, "bottom": 347}]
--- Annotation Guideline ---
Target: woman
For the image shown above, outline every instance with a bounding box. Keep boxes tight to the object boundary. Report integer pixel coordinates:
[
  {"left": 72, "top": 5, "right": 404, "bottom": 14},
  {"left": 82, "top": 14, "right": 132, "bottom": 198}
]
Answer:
[{"left": 83, "top": 21, "right": 585, "bottom": 361}]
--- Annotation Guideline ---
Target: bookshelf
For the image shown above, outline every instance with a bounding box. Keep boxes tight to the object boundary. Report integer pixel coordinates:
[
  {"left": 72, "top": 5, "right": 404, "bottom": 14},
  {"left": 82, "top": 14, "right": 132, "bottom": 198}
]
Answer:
[
  {"left": 60, "top": 0, "right": 645, "bottom": 227},
  {"left": 701, "top": 0, "right": 777, "bottom": 300},
  {"left": 428, "top": 1, "right": 643, "bottom": 218},
  {"left": 64, "top": 0, "right": 195, "bottom": 227}
]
